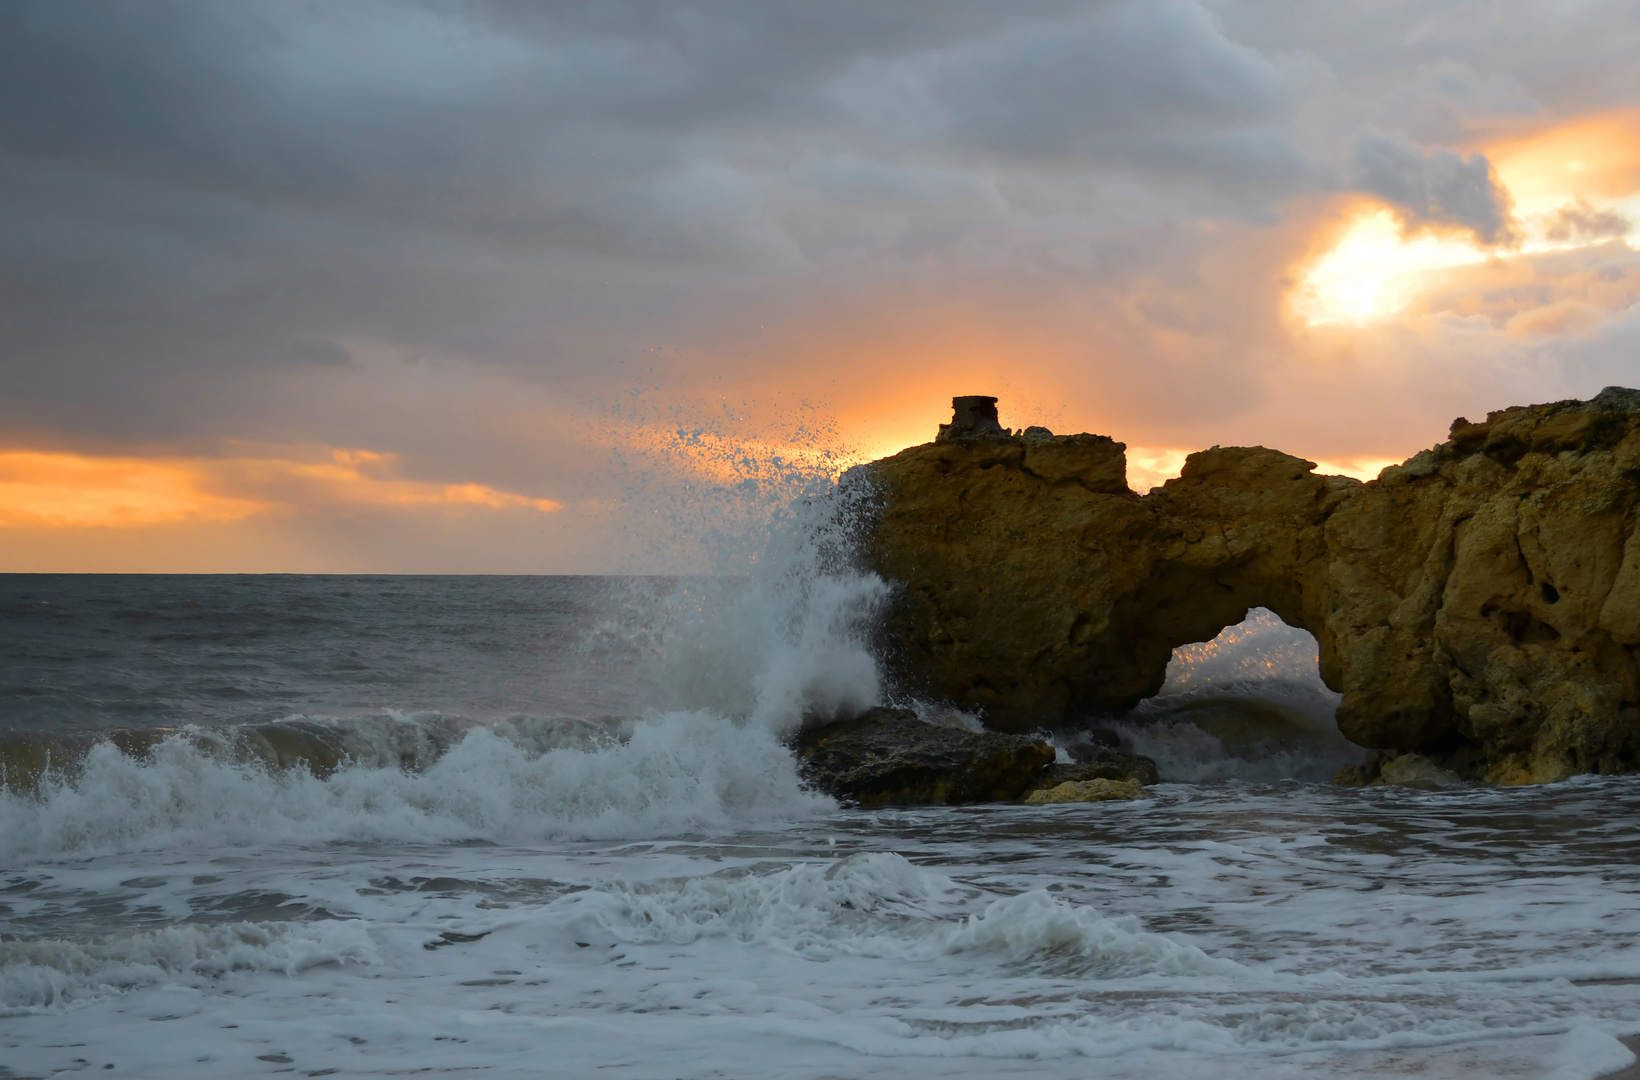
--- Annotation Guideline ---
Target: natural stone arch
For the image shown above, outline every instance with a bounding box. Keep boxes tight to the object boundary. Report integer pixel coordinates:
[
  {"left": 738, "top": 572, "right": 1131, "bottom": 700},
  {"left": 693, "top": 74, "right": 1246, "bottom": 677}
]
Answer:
[
  {"left": 853, "top": 437, "right": 1353, "bottom": 732},
  {"left": 847, "top": 390, "right": 1640, "bottom": 783},
  {"left": 1123, "top": 608, "right": 1359, "bottom": 784}
]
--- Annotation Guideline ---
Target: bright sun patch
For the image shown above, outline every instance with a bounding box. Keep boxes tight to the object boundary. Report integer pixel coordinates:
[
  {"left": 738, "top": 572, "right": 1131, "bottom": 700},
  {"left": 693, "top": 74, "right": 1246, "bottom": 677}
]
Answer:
[
  {"left": 1290, "top": 210, "right": 1491, "bottom": 327},
  {"left": 1292, "top": 113, "right": 1640, "bottom": 329}
]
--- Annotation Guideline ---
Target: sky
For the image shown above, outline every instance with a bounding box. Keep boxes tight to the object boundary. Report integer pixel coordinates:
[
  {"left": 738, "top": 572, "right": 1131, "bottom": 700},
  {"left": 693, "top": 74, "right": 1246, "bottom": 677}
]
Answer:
[{"left": 2, "top": 0, "right": 1638, "bottom": 573}]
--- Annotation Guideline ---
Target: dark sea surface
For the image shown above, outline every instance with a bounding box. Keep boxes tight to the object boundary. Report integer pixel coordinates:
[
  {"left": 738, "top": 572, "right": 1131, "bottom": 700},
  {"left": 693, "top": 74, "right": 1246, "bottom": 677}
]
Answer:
[
  {"left": 0, "top": 575, "right": 654, "bottom": 731},
  {"left": 1, "top": 573, "right": 1638, "bottom": 1080}
]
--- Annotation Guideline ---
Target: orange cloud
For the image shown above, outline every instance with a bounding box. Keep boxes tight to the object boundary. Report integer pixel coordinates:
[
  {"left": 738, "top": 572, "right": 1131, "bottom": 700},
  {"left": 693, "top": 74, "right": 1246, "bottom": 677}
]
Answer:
[
  {"left": 0, "top": 447, "right": 560, "bottom": 530},
  {"left": 1488, "top": 108, "right": 1640, "bottom": 207},
  {"left": 0, "top": 452, "right": 264, "bottom": 527},
  {"left": 1289, "top": 110, "right": 1640, "bottom": 330}
]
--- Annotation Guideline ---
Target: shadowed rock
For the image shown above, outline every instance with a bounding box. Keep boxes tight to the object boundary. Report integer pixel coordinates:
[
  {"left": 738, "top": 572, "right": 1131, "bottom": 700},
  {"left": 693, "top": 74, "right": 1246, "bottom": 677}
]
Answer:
[
  {"left": 1030, "top": 749, "right": 1159, "bottom": 789},
  {"left": 794, "top": 707, "right": 1054, "bottom": 806},
  {"left": 846, "top": 388, "right": 1640, "bottom": 785},
  {"left": 936, "top": 395, "right": 1006, "bottom": 442}
]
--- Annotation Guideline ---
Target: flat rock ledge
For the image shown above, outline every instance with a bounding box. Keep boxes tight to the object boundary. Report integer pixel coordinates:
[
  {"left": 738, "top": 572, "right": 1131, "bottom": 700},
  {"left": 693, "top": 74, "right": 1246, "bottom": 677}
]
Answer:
[{"left": 794, "top": 707, "right": 1055, "bottom": 806}]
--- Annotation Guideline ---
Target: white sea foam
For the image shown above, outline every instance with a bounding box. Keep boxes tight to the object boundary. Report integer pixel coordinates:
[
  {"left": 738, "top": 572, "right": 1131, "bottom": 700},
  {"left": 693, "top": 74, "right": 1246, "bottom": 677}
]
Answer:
[
  {"left": 936, "top": 889, "right": 1245, "bottom": 976},
  {"left": 0, "top": 921, "right": 375, "bottom": 1013},
  {"left": 0, "top": 711, "right": 832, "bottom": 861},
  {"left": 4, "top": 532, "right": 1639, "bottom": 1078},
  {"left": 3, "top": 803, "right": 1639, "bottom": 1078},
  {"left": 582, "top": 852, "right": 1246, "bottom": 978},
  {"left": 1546, "top": 1023, "right": 1639, "bottom": 1080}
]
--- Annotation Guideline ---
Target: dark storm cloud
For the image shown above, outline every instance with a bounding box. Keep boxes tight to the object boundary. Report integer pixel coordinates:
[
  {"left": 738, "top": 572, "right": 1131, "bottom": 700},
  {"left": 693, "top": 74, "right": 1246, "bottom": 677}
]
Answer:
[
  {"left": 0, "top": 0, "right": 1634, "bottom": 455},
  {"left": 923, "top": 2, "right": 1310, "bottom": 176},
  {"left": 1346, "top": 129, "right": 1517, "bottom": 244},
  {"left": 0, "top": 0, "right": 1327, "bottom": 429}
]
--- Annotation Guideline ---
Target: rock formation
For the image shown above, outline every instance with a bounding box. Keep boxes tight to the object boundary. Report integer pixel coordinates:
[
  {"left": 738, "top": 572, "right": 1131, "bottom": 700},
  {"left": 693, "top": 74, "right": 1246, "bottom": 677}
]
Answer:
[
  {"left": 1024, "top": 777, "right": 1149, "bottom": 804},
  {"left": 844, "top": 388, "right": 1640, "bottom": 785},
  {"left": 794, "top": 706, "right": 1055, "bottom": 805}
]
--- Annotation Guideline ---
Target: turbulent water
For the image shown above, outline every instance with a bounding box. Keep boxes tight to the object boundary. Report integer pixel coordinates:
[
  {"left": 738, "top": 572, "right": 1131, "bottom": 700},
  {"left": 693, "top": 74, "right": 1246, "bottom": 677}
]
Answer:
[{"left": 2, "top": 573, "right": 1638, "bottom": 1079}]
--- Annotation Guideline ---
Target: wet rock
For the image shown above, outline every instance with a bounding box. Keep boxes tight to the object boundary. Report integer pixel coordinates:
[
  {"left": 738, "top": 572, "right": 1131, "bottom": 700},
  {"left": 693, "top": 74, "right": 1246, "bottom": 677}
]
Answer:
[
  {"left": 794, "top": 707, "right": 1054, "bottom": 806},
  {"left": 1023, "top": 777, "right": 1149, "bottom": 804},
  {"left": 1335, "top": 751, "right": 1464, "bottom": 789},
  {"left": 847, "top": 387, "right": 1640, "bottom": 785},
  {"left": 1048, "top": 746, "right": 1160, "bottom": 786}
]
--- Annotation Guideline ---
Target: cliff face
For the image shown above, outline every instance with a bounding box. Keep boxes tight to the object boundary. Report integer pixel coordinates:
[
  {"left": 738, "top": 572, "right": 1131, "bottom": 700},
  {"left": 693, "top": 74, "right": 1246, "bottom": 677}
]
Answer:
[{"left": 847, "top": 388, "right": 1640, "bottom": 785}]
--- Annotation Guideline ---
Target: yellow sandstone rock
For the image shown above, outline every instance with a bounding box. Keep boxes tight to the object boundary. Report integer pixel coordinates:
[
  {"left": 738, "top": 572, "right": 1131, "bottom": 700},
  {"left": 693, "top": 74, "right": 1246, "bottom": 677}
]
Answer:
[
  {"left": 1024, "top": 778, "right": 1149, "bottom": 803},
  {"left": 847, "top": 388, "right": 1640, "bottom": 785}
]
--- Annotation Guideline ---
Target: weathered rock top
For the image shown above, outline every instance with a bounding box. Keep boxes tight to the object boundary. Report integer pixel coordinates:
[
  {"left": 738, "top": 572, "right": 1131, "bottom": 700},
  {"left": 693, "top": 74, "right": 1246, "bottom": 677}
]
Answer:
[{"left": 846, "top": 389, "right": 1640, "bottom": 785}]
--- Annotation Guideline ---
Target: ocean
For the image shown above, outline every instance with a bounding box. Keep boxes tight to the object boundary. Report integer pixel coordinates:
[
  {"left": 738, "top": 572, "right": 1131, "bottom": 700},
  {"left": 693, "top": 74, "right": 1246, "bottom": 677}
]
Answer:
[{"left": 2, "top": 570, "right": 1638, "bottom": 1079}]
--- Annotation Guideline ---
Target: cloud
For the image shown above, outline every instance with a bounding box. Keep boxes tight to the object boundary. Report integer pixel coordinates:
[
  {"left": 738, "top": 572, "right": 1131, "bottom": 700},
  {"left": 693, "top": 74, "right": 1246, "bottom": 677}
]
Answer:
[
  {"left": 1544, "top": 198, "right": 1633, "bottom": 243},
  {"left": 1, "top": 0, "right": 1638, "bottom": 570},
  {"left": 0, "top": 446, "right": 560, "bottom": 528},
  {"left": 0, "top": 452, "right": 265, "bottom": 527},
  {"left": 1356, "top": 59, "right": 1540, "bottom": 145},
  {"left": 1346, "top": 128, "right": 1518, "bottom": 244},
  {"left": 924, "top": 3, "right": 1306, "bottom": 167}
]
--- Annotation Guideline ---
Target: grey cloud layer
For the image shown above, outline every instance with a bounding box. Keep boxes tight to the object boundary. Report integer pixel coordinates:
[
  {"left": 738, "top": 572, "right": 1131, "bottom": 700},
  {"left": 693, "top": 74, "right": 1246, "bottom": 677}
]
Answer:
[
  {"left": 1, "top": 0, "right": 1635, "bottom": 447},
  {"left": 1347, "top": 129, "right": 1515, "bottom": 244}
]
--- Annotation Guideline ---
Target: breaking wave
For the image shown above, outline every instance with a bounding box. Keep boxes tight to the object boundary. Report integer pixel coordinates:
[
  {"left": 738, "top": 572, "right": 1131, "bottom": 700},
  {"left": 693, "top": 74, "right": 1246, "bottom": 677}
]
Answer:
[
  {"left": 0, "top": 921, "right": 376, "bottom": 1013},
  {"left": 0, "top": 485, "right": 893, "bottom": 862},
  {"left": 585, "top": 852, "right": 1245, "bottom": 977},
  {"left": 0, "top": 712, "right": 833, "bottom": 862}
]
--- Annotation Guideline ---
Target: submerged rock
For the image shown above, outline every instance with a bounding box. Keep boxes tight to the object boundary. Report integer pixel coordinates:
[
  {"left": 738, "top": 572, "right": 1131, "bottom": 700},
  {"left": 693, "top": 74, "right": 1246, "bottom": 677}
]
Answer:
[
  {"left": 794, "top": 706, "right": 1054, "bottom": 806},
  {"left": 1335, "top": 751, "right": 1465, "bottom": 789},
  {"left": 1024, "top": 777, "right": 1149, "bottom": 804},
  {"left": 1034, "top": 748, "right": 1159, "bottom": 789},
  {"left": 847, "top": 389, "right": 1640, "bottom": 785}
]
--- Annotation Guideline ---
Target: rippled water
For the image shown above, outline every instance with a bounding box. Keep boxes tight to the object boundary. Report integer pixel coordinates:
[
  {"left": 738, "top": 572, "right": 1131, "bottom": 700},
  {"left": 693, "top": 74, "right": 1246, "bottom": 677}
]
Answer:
[{"left": 2, "top": 575, "right": 1637, "bottom": 1079}]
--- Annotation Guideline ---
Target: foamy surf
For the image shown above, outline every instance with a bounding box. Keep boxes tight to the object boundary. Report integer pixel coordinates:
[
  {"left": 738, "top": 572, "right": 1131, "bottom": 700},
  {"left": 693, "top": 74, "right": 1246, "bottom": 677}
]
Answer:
[
  {"left": 4, "top": 574, "right": 1639, "bottom": 1079},
  {"left": 0, "top": 711, "right": 833, "bottom": 862},
  {"left": 584, "top": 852, "right": 1244, "bottom": 976},
  {"left": 0, "top": 921, "right": 376, "bottom": 1013}
]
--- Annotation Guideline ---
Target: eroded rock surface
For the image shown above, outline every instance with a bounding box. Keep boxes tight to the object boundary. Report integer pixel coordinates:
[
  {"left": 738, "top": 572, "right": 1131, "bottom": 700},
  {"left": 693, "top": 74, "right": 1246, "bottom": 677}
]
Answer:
[
  {"left": 846, "top": 388, "right": 1640, "bottom": 785},
  {"left": 794, "top": 707, "right": 1054, "bottom": 806},
  {"left": 1023, "top": 778, "right": 1149, "bottom": 804},
  {"left": 1026, "top": 739, "right": 1160, "bottom": 795}
]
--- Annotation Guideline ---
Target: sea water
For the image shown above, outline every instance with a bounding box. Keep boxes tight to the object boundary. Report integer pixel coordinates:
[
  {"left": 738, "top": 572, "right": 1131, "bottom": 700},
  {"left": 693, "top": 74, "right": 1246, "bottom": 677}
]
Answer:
[{"left": 2, "top": 573, "right": 1638, "bottom": 1079}]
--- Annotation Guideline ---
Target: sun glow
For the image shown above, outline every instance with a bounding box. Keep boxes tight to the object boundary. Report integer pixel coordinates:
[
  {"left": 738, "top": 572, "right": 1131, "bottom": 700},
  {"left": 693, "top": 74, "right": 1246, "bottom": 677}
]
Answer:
[
  {"left": 1488, "top": 110, "right": 1640, "bottom": 212},
  {"left": 1290, "top": 210, "right": 1492, "bottom": 326},
  {"left": 1125, "top": 447, "right": 1399, "bottom": 492},
  {"left": 0, "top": 448, "right": 560, "bottom": 529},
  {"left": 0, "top": 452, "right": 265, "bottom": 527},
  {"left": 1292, "top": 112, "right": 1640, "bottom": 329}
]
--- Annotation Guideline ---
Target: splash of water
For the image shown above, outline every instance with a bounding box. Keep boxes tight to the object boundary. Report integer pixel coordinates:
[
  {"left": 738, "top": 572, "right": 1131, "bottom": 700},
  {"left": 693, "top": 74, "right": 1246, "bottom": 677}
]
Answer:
[{"left": 1113, "top": 608, "right": 1366, "bottom": 783}]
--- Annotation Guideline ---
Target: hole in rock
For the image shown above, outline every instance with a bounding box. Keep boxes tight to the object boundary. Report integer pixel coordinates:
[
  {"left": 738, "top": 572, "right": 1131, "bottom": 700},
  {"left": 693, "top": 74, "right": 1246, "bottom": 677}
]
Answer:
[{"left": 1103, "top": 608, "right": 1367, "bottom": 784}]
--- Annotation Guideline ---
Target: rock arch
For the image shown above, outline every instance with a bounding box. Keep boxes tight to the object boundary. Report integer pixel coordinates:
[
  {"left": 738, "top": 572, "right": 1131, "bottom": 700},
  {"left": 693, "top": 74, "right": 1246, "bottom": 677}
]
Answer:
[{"left": 847, "top": 390, "right": 1640, "bottom": 784}]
